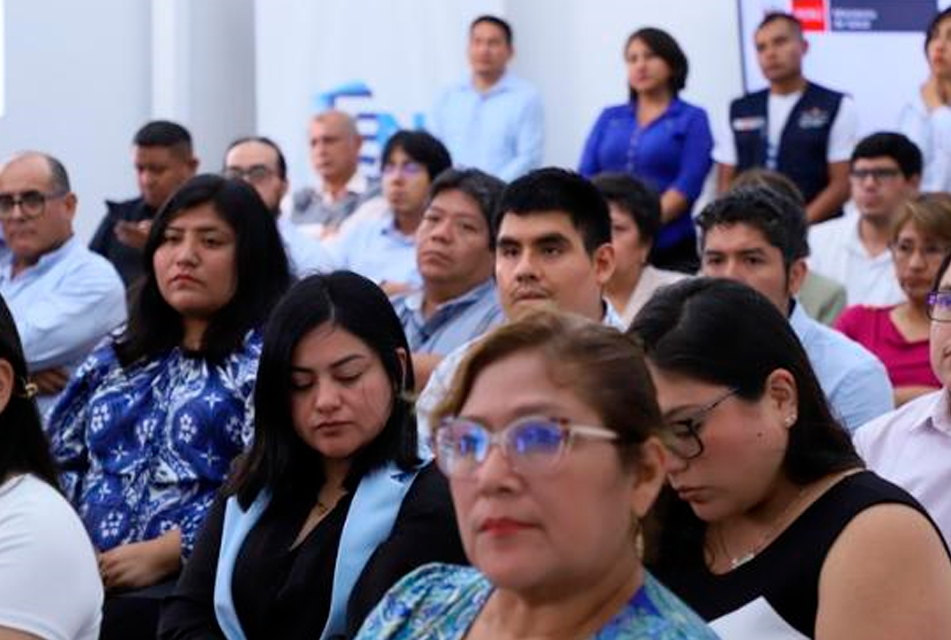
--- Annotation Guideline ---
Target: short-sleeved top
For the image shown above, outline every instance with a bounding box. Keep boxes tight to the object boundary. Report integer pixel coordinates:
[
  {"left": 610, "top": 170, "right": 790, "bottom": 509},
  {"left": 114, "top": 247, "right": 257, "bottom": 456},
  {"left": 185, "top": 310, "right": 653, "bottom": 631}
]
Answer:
[
  {"left": 835, "top": 305, "right": 939, "bottom": 389},
  {"left": 46, "top": 331, "right": 262, "bottom": 555},
  {"left": 354, "top": 563, "right": 718, "bottom": 640},
  {"left": 653, "top": 471, "right": 943, "bottom": 639},
  {"left": 0, "top": 474, "right": 103, "bottom": 640},
  {"left": 898, "top": 93, "right": 951, "bottom": 193}
]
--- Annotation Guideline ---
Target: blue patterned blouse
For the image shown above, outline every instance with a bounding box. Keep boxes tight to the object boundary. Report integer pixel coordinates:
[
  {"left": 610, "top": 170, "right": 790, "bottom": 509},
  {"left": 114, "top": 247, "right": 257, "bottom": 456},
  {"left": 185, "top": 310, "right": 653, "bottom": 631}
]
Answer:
[
  {"left": 354, "top": 563, "right": 718, "bottom": 639},
  {"left": 46, "top": 331, "right": 262, "bottom": 555}
]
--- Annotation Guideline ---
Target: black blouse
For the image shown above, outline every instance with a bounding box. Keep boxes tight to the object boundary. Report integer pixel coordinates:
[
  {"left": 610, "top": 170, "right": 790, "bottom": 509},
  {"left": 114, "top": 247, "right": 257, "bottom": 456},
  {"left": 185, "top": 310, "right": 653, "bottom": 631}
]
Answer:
[{"left": 158, "top": 463, "right": 467, "bottom": 639}]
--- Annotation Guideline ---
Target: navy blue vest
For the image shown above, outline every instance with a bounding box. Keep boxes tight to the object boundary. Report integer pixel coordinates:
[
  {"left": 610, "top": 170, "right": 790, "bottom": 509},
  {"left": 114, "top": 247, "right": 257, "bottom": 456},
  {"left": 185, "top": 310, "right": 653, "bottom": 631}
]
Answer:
[{"left": 729, "top": 82, "right": 843, "bottom": 204}]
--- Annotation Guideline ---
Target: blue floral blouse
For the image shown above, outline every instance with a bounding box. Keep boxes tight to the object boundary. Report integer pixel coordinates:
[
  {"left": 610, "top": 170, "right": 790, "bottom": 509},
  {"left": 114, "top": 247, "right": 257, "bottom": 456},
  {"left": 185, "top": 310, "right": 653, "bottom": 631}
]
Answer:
[
  {"left": 354, "top": 563, "right": 719, "bottom": 639},
  {"left": 46, "top": 331, "right": 262, "bottom": 555}
]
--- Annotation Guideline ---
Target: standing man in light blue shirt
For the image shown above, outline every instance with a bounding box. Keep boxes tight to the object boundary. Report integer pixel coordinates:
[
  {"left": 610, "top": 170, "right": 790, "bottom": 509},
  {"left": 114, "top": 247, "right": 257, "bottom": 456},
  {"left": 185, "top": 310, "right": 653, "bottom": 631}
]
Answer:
[
  {"left": 429, "top": 15, "right": 544, "bottom": 182},
  {"left": 391, "top": 168, "right": 506, "bottom": 389},
  {"left": 0, "top": 152, "right": 126, "bottom": 412},
  {"left": 696, "top": 186, "right": 893, "bottom": 431}
]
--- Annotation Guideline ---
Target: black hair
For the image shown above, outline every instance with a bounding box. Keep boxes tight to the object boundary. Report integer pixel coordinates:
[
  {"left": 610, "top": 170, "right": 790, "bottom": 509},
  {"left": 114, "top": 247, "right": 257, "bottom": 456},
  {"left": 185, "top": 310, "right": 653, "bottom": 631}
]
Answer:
[
  {"left": 133, "top": 120, "right": 194, "bottom": 158},
  {"left": 934, "top": 250, "right": 951, "bottom": 292},
  {"left": 630, "top": 277, "right": 861, "bottom": 570},
  {"left": 0, "top": 295, "right": 58, "bottom": 488},
  {"left": 227, "top": 272, "right": 420, "bottom": 508},
  {"left": 496, "top": 167, "right": 612, "bottom": 256},
  {"left": 380, "top": 131, "right": 452, "bottom": 182},
  {"left": 625, "top": 27, "right": 689, "bottom": 98},
  {"left": 470, "top": 15, "right": 513, "bottom": 46},
  {"left": 116, "top": 174, "right": 292, "bottom": 366},
  {"left": 697, "top": 186, "right": 810, "bottom": 266},
  {"left": 925, "top": 7, "right": 951, "bottom": 52},
  {"left": 730, "top": 168, "right": 805, "bottom": 206},
  {"left": 226, "top": 136, "right": 288, "bottom": 180},
  {"left": 429, "top": 168, "right": 506, "bottom": 250},
  {"left": 757, "top": 11, "right": 804, "bottom": 37},
  {"left": 592, "top": 172, "right": 661, "bottom": 245},
  {"left": 851, "top": 132, "right": 923, "bottom": 179}
]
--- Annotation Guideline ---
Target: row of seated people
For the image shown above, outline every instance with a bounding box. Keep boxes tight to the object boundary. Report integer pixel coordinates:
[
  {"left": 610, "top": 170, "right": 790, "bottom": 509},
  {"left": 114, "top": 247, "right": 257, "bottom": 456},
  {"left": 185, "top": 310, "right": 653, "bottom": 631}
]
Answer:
[{"left": 1, "top": 165, "right": 951, "bottom": 638}]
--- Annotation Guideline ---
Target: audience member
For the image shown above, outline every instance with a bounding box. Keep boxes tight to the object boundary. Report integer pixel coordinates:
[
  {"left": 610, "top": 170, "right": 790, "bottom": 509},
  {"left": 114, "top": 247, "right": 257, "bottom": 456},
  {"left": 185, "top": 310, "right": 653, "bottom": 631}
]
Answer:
[
  {"left": 836, "top": 194, "right": 950, "bottom": 406},
  {"left": 580, "top": 28, "right": 713, "bottom": 272},
  {"left": 715, "top": 12, "right": 857, "bottom": 224},
  {"left": 696, "top": 186, "right": 893, "bottom": 431},
  {"left": 900, "top": 7, "right": 951, "bottom": 193},
  {"left": 47, "top": 175, "right": 292, "bottom": 638},
  {"left": 90, "top": 120, "right": 198, "bottom": 285},
  {"left": 415, "top": 168, "right": 621, "bottom": 439},
  {"left": 391, "top": 168, "right": 505, "bottom": 390},
  {"left": 0, "top": 295, "right": 103, "bottom": 640},
  {"left": 0, "top": 152, "right": 126, "bottom": 412},
  {"left": 289, "top": 110, "right": 381, "bottom": 239},
  {"left": 730, "top": 167, "right": 847, "bottom": 324},
  {"left": 633, "top": 277, "right": 951, "bottom": 639},
  {"left": 429, "top": 15, "right": 543, "bottom": 181},
  {"left": 855, "top": 249, "right": 951, "bottom": 545},
  {"left": 357, "top": 311, "right": 716, "bottom": 639},
  {"left": 330, "top": 131, "right": 451, "bottom": 294},
  {"left": 224, "top": 136, "right": 334, "bottom": 276},
  {"left": 159, "top": 272, "right": 466, "bottom": 639},
  {"left": 810, "top": 132, "right": 922, "bottom": 306},
  {"left": 593, "top": 173, "right": 688, "bottom": 328}
]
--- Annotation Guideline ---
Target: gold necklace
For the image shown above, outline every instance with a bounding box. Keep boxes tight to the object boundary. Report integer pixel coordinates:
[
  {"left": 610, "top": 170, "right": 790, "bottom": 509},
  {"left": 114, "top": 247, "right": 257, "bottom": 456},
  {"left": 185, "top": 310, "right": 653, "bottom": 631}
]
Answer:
[{"left": 715, "top": 487, "right": 807, "bottom": 569}]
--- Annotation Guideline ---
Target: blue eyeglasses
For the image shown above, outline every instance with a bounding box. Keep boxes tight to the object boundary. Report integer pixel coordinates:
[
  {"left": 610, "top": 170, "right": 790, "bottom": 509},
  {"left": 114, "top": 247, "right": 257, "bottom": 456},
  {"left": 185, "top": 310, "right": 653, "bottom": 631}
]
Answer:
[{"left": 435, "top": 415, "right": 618, "bottom": 479}]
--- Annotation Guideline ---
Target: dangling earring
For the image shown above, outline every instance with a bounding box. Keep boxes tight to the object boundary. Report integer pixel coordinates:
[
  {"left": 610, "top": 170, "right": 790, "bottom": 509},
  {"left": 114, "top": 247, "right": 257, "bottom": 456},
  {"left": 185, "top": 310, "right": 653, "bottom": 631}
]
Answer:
[{"left": 18, "top": 378, "right": 37, "bottom": 400}]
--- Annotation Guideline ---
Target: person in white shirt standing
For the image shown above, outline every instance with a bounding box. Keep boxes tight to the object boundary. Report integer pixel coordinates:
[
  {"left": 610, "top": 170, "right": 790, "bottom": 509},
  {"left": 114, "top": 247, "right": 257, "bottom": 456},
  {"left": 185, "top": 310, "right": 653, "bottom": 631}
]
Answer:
[{"left": 809, "top": 132, "right": 922, "bottom": 307}]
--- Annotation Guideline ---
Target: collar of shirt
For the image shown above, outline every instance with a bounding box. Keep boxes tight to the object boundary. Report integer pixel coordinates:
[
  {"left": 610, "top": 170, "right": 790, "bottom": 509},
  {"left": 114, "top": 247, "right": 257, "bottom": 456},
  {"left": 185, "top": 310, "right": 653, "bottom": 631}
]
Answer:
[
  {"left": 0, "top": 235, "right": 78, "bottom": 284},
  {"left": 379, "top": 213, "right": 417, "bottom": 245},
  {"left": 844, "top": 208, "right": 892, "bottom": 263},
  {"left": 405, "top": 279, "right": 495, "bottom": 319},
  {"left": 603, "top": 299, "right": 626, "bottom": 330},
  {"left": 315, "top": 172, "right": 370, "bottom": 202},
  {"left": 628, "top": 96, "right": 687, "bottom": 126},
  {"left": 923, "top": 388, "right": 951, "bottom": 436},
  {"left": 464, "top": 71, "right": 517, "bottom": 97}
]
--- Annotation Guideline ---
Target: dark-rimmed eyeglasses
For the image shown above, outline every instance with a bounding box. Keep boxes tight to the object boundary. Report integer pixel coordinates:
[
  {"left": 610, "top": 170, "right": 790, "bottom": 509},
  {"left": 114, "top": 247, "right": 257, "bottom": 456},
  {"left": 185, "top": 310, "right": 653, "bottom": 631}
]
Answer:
[
  {"left": 927, "top": 290, "right": 951, "bottom": 322},
  {"left": 890, "top": 240, "right": 949, "bottom": 264},
  {"left": 223, "top": 165, "right": 278, "bottom": 185},
  {"left": 0, "top": 190, "right": 67, "bottom": 221},
  {"left": 435, "top": 415, "right": 618, "bottom": 479},
  {"left": 662, "top": 388, "right": 737, "bottom": 460}
]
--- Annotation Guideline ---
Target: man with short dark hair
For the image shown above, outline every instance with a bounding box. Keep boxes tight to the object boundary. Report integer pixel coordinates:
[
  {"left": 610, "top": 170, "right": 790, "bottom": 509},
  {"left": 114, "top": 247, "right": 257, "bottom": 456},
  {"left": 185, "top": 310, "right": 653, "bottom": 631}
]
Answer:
[
  {"left": 289, "top": 109, "right": 381, "bottom": 239},
  {"left": 223, "top": 136, "right": 333, "bottom": 276},
  {"left": 429, "top": 15, "right": 543, "bottom": 181},
  {"left": 697, "top": 186, "right": 893, "bottom": 430},
  {"left": 416, "top": 167, "right": 620, "bottom": 437},
  {"left": 809, "top": 132, "right": 922, "bottom": 306},
  {"left": 715, "top": 12, "right": 857, "bottom": 224},
  {"left": 391, "top": 168, "right": 506, "bottom": 389},
  {"left": 0, "top": 152, "right": 125, "bottom": 409},
  {"left": 90, "top": 120, "right": 198, "bottom": 285}
]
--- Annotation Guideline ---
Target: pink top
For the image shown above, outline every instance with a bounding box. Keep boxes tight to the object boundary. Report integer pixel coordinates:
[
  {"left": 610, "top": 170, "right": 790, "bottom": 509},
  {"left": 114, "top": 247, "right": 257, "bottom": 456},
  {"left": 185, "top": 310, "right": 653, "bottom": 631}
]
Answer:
[{"left": 835, "top": 305, "right": 940, "bottom": 389}]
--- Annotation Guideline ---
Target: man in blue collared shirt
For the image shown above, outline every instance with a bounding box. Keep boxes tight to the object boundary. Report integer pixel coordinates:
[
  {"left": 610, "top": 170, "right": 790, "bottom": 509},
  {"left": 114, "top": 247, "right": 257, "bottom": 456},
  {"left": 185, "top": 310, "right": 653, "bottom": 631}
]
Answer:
[
  {"left": 696, "top": 186, "right": 893, "bottom": 431},
  {"left": 391, "top": 168, "right": 506, "bottom": 389},
  {"left": 429, "top": 15, "right": 544, "bottom": 182},
  {"left": 0, "top": 152, "right": 126, "bottom": 412}
]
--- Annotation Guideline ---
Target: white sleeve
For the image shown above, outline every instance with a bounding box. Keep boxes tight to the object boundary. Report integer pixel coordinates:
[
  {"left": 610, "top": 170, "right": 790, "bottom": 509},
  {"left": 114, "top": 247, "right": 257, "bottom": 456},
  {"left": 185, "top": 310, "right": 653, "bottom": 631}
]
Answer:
[
  {"left": 0, "top": 477, "right": 103, "bottom": 640},
  {"left": 712, "top": 108, "right": 737, "bottom": 166},
  {"left": 827, "top": 95, "right": 859, "bottom": 163}
]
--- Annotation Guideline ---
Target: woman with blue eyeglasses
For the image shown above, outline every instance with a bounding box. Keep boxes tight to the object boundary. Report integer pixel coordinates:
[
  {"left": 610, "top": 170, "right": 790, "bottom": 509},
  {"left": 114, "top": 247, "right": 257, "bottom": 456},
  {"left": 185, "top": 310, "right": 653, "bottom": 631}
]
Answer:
[{"left": 354, "top": 310, "right": 717, "bottom": 639}]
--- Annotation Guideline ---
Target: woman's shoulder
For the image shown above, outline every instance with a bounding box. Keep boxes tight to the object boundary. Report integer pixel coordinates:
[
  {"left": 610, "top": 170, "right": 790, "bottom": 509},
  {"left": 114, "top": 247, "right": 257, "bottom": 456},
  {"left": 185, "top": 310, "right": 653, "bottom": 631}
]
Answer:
[
  {"left": 601, "top": 572, "right": 718, "bottom": 639},
  {"left": 597, "top": 103, "right": 635, "bottom": 121}
]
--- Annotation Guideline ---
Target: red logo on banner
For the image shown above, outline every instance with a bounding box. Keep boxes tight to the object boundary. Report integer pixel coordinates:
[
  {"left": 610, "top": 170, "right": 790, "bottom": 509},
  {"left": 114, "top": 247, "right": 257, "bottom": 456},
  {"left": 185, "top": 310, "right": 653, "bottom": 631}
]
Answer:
[{"left": 792, "top": 0, "right": 827, "bottom": 31}]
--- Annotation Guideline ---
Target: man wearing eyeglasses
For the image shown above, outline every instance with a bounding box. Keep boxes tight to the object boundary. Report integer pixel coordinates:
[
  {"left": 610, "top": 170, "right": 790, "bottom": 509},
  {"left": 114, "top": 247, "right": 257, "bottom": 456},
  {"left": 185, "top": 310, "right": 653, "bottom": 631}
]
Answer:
[
  {"left": 0, "top": 152, "right": 126, "bottom": 410},
  {"left": 223, "top": 136, "right": 333, "bottom": 277},
  {"left": 808, "top": 133, "right": 922, "bottom": 307}
]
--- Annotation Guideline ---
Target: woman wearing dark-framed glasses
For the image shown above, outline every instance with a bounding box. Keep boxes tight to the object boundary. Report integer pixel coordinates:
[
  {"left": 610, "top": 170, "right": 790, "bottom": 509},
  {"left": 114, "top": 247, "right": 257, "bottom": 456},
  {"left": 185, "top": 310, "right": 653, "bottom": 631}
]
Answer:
[
  {"left": 632, "top": 277, "right": 951, "bottom": 639},
  {"left": 354, "top": 310, "right": 717, "bottom": 640}
]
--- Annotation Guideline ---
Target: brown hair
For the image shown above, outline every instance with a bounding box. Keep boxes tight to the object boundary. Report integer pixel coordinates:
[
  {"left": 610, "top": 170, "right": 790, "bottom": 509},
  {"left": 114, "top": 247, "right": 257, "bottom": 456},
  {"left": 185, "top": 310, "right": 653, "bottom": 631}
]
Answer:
[
  {"left": 891, "top": 192, "right": 951, "bottom": 246},
  {"left": 432, "top": 310, "right": 663, "bottom": 467}
]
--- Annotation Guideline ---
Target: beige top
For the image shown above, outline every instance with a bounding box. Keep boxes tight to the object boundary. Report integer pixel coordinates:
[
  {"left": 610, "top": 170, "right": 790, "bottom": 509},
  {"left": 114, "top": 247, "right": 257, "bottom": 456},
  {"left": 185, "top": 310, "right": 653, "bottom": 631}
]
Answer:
[{"left": 620, "top": 265, "right": 690, "bottom": 328}]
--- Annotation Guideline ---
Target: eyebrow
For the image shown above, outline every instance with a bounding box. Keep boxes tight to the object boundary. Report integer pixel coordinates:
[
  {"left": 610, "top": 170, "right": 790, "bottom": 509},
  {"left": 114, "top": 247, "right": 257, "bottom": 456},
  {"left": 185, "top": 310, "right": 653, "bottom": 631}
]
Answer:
[
  {"left": 461, "top": 401, "right": 565, "bottom": 425},
  {"left": 165, "top": 224, "right": 233, "bottom": 235},
  {"left": 290, "top": 353, "right": 367, "bottom": 373}
]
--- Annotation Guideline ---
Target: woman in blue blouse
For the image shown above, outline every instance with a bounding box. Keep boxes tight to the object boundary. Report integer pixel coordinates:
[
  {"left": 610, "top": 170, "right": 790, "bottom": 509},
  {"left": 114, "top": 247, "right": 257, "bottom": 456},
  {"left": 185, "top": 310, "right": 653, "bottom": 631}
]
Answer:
[
  {"left": 580, "top": 28, "right": 713, "bottom": 272},
  {"left": 47, "top": 175, "right": 292, "bottom": 637},
  {"left": 354, "top": 311, "right": 716, "bottom": 639}
]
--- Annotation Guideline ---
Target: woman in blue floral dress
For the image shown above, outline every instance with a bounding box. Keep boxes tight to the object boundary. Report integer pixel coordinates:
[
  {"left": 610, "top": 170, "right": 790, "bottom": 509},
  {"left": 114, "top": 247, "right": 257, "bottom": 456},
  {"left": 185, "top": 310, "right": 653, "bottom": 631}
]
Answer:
[
  {"left": 355, "top": 311, "right": 716, "bottom": 639},
  {"left": 46, "top": 174, "right": 292, "bottom": 637}
]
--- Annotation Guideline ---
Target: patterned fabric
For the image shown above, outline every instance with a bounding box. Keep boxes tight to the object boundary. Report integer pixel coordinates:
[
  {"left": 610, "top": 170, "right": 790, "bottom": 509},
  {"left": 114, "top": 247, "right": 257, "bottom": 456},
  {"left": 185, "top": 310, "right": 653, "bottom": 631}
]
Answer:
[
  {"left": 354, "top": 563, "right": 718, "bottom": 640},
  {"left": 46, "top": 331, "right": 262, "bottom": 555}
]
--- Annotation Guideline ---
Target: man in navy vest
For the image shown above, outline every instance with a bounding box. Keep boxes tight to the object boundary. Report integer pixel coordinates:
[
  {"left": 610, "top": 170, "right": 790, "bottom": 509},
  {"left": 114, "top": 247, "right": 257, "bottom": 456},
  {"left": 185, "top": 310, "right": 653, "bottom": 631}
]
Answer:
[{"left": 714, "top": 12, "right": 857, "bottom": 224}]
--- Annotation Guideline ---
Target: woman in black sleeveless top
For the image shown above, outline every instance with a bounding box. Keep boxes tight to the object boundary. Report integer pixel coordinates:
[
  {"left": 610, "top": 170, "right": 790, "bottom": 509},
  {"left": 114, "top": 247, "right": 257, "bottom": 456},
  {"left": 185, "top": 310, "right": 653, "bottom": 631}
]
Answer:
[{"left": 631, "top": 278, "right": 951, "bottom": 639}]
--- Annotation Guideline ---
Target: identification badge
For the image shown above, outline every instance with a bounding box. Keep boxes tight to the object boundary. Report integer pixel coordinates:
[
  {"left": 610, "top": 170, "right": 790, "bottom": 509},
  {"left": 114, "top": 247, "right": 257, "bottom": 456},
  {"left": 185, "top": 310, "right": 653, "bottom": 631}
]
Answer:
[
  {"left": 731, "top": 116, "right": 766, "bottom": 132},
  {"left": 798, "top": 107, "right": 830, "bottom": 129}
]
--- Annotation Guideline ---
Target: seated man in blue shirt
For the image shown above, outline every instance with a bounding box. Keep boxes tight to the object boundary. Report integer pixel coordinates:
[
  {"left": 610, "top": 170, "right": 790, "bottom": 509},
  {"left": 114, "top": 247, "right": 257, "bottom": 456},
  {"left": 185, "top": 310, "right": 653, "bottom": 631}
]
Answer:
[
  {"left": 429, "top": 15, "right": 544, "bottom": 181},
  {"left": 696, "top": 186, "right": 893, "bottom": 431},
  {"left": 391, "top": 168, "right": 506, "bottom": 389},
  {"left": 0, "top": 152, "right": 126, "bottom": 412},
  {"left": 330, "top": 131, "right": 451, "bottom": 294}
]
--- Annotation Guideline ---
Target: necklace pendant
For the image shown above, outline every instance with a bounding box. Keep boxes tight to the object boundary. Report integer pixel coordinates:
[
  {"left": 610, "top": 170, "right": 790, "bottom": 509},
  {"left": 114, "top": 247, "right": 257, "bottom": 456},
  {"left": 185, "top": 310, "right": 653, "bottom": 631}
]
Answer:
[{"left": 731, "top": 552, "right": 755, "bottom": 569}]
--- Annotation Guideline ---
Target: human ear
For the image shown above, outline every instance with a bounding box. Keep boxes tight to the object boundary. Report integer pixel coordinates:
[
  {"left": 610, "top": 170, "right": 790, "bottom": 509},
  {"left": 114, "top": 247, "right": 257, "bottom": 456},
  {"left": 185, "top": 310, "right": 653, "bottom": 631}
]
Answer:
[
  {"left": 593, "top": 243, "right": 617, "bottom": 287},
  {"left": 764, "top": 368, "right": 798, "bottom": 427},
  {"left": 0, "top": 359, "right": 16, "bottom": 415},
  {"left": 630, "top": 436, "right": 668, "bottom": 518}
]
